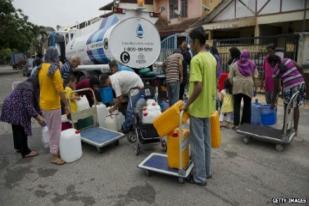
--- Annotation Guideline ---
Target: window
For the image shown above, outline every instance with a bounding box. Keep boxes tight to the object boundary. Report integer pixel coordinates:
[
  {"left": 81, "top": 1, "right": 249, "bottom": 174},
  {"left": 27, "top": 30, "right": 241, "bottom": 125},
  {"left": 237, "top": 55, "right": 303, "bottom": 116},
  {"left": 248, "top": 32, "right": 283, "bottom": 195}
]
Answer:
[
  {"left": 169, "top": 0, "right": 178, "bottom": 19},
  {"left": 181, "top": 0, "right": 188, "bottom": 17}
]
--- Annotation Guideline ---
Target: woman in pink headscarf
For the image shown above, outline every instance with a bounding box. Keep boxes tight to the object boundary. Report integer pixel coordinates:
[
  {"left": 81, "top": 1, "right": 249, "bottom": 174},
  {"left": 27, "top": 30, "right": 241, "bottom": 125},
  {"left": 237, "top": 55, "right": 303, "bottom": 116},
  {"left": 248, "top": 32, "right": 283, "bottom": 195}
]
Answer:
[{"left": 229, "top": 49, "right": 258, "bottom": 128}]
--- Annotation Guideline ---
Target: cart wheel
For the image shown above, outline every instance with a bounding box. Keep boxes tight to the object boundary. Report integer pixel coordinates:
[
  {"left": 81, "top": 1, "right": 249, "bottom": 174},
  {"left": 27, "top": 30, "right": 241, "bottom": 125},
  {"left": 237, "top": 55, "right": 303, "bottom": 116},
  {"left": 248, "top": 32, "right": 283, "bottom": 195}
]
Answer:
[
  {"left": 145, "top": 170, "right": 151, "bottom": 177},
  {"left": 178, "top": 177, "right": 185, "bottom": 184},
  {"left": 114, "top": 140, "right": 120, "bottom": 146},
  {"left": 161, "top": 140, "right": 167, "bottom": 152},
  {"left": 275, "top": 144, "right": 284, "bottom": 152},
  {"left": 127, "top": 134, "right": 137, "bottom": 143},
  {"left": 136, "top": 144, "right": 141, "bottom": 156},
  {"left": 242, "top": 137, "right": 250, "bottom": 144}
]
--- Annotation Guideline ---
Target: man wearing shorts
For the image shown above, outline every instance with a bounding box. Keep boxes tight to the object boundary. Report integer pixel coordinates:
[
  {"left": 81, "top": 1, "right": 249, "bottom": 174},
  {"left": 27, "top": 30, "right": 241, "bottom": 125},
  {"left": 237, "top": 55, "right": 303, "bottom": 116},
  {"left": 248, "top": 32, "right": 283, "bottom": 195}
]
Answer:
[{"left": 268, "top": 54, "right": 306, "bottom": 138}]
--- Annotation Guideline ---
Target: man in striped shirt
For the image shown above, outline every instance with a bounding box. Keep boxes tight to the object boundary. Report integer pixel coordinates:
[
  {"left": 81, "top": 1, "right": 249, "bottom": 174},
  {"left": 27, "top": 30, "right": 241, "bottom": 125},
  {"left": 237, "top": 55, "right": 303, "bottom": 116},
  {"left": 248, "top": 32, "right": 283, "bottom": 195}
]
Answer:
[
  {"left": 61, "top": 56, "right": 81, "bottom": 84},
  {"left": 268, "top": 54, "right": 306, "bottom": 137},
  {"left": 163, "top": 50, "right": 184, "bottom": 105}
]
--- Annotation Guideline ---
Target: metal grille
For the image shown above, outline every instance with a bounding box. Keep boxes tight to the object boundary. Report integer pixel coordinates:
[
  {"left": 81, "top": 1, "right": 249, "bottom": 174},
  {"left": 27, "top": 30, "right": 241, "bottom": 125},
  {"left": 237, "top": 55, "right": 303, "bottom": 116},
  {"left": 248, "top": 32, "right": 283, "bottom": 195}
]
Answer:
[{"left": 213, "top": 34, "right": 300, "bottom": 74}]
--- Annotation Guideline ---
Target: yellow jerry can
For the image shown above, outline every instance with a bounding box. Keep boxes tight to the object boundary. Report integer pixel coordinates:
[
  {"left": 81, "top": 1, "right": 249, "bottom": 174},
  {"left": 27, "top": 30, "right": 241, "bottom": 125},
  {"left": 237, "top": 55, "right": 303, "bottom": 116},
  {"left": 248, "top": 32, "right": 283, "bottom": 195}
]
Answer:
[
  {"left": 153, "top": 101, "right": 189, "bottom": 137},
  {"left": 210, "top": 111, "right": 221, "bottom": 148},
  {"left": 167, "top": 128, "right": 190, "bottom": 170}
]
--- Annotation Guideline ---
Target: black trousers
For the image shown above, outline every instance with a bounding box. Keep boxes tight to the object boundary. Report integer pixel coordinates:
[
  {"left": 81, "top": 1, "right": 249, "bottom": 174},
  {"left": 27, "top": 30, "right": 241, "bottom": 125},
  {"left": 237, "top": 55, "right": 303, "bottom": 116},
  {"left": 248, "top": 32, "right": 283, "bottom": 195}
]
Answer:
[
  {"left": 179, "top": 82, "right": 187, "bottom": 100},
  {"left": 12, "top": 125, "right": 31, "bottom": 157},
  {"left": 233, "top": 94, "right": 251, "bottom": 126}
]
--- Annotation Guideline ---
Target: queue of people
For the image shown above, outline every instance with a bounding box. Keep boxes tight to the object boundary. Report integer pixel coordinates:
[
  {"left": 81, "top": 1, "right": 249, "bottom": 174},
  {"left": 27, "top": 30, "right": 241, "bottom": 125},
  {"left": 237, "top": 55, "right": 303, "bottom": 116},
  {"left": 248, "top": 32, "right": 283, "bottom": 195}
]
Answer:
[{"left": 0, "top": 27, "right": 305, "bottom": 187}]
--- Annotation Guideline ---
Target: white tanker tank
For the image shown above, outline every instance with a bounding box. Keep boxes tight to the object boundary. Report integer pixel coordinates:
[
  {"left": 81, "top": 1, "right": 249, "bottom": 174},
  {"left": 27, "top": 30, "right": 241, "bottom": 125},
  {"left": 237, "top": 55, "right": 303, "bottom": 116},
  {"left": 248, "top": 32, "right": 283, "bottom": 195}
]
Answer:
[{"left": 62, "top": 8, "right": 161, "bottom": 71}]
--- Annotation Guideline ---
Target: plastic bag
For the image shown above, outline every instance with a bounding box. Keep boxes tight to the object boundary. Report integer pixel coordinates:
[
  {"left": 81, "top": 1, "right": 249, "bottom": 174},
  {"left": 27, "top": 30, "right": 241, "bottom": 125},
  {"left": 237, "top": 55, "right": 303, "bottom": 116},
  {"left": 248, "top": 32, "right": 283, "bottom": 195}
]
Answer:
[{"left": 42, "top": 126, "right": 49, "bottom": 148}]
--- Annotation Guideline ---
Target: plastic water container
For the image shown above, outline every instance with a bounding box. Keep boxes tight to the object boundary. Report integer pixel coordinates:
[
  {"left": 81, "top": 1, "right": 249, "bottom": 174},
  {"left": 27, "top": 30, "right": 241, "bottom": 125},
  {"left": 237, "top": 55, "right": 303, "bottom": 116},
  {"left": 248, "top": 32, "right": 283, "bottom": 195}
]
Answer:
[
  {"left": 60, "top": 129, "right": 82, "bottom": 163},
  {"left": 116, "top": 112, "right": 125, "bottom": 131},
  {"left": 167, "top": 128, "right": 190, "bottom": 169},
  {"left": 76, "top": 96, "right": 90, "bottom": 111},
  {"left": 210, "top": 111, "right": 221, "bottom": 149},
  {"left": 142, "top": 105, "right": 161, "bottom": 124},
  {"left": 96, "top": 103, "right": 108, "bottom": 128},
  {"left": 153, "top": 101, "right": 189, "bottom": 137},
  {"left": 261, "top": 105, "right": 277, "bottom": 125},
  {"left": 146, "top": 99, "right": 156, "bottom": 106},
  {"left": 105, "top": 114, "right": 119, "bottom": 131},
  {"left": 100, "top": 87, "right": 113, "bottom": 104},
  {"left": 251, "top": 99, "right": 262, "bottom": 125}
]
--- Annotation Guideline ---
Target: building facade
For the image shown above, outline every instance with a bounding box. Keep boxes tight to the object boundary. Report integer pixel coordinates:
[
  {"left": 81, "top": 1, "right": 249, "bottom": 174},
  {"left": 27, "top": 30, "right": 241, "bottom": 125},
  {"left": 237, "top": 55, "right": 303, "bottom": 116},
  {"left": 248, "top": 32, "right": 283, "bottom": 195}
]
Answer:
[{"left": 154, "top": 0, "right": 221, "bottom": 36}]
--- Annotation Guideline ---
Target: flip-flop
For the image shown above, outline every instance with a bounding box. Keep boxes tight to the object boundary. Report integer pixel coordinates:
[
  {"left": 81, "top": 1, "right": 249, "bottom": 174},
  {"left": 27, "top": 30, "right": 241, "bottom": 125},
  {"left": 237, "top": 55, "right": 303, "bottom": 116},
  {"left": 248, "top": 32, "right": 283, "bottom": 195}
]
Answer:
[
  {"left": 24, "top": 151, "right": 38, "bottom": 158},
  {"left": 51, "top": 158, "right": 65, "bottom": 165}
]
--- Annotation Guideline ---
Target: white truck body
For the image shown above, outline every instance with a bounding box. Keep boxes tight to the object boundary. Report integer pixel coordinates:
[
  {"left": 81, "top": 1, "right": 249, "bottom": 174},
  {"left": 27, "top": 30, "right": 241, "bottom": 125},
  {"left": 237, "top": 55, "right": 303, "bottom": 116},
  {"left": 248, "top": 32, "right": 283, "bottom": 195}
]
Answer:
[{"left": 63, "top": 9, "right": 161, "bottom": 70}]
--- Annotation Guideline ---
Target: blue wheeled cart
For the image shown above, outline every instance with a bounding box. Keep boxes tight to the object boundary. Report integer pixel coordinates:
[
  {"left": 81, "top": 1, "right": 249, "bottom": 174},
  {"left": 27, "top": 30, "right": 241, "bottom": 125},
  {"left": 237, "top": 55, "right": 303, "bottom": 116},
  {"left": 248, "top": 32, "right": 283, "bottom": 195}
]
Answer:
[
  {"left": 71, "top": 88, "right": 124, "bottom": 152},
  {"left": 138, "top": 111, "right": 193, "bottom": 183},
  {"left": 236, "top": 92, "right": 299, "bottom": 152}
]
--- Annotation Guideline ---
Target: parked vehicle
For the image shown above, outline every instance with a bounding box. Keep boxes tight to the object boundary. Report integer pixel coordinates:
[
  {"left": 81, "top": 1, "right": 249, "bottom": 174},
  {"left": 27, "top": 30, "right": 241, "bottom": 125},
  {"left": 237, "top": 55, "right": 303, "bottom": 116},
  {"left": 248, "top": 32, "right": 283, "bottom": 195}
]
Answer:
[{"left": 10, "top": 53, "right": 26, "bottom": 70}]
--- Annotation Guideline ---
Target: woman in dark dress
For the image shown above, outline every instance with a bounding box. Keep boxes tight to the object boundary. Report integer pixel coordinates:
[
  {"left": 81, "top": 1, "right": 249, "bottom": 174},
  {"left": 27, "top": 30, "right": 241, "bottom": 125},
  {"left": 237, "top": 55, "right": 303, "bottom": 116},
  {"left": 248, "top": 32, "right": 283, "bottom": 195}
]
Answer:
[{"left": 0, "top": 78, "right": 45, "bottom": 158}]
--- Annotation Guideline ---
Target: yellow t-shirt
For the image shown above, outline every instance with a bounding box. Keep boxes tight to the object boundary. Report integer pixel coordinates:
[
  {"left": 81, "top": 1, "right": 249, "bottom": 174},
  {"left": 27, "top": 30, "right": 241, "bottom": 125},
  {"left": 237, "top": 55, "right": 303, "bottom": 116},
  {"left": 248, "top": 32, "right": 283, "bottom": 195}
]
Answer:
[
  {"left": 64, "top": 86, "right": 77, "bottom": 113},
  {"left": 39, "top": 63, "right": 64, "bottom": 111},
  {"left": 221, "top": 89, "right": 233, "bottom": 113}
]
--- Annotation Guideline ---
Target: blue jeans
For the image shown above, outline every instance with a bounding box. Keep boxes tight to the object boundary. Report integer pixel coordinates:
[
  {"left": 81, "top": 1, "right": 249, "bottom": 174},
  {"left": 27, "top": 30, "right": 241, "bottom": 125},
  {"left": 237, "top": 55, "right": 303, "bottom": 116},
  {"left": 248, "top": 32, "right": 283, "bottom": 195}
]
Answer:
[
  {"left": 122, "top": 90, "right": 142, "bottom": 131},
  {"left": 167, "top": 81, "right": 180, "bottom": 106},
  {"left": 190, "top": 116, "right": 212, "bottom": 184}
]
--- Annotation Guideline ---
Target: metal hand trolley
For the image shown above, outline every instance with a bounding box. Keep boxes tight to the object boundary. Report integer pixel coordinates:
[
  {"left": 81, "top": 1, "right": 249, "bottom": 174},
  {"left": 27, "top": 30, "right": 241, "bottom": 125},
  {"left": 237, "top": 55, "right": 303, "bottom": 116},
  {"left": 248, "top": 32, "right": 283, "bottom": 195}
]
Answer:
[
  {"left": 236, "top": 91, "right": 299, "bottom": 152},
  {"left": 126, "top": 87, "right": 166, "bottom": 155},
  {"left": 138, "top": 111, "right": 194, "bottom": 183},
  {"left": 70, "top": 88, "right": 124, "bottom": 152}
]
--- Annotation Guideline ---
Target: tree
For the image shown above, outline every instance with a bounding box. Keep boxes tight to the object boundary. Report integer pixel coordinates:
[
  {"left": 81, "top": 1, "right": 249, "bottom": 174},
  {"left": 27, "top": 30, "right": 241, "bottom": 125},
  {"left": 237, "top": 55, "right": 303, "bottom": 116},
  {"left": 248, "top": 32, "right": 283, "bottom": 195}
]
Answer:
[{"left": 0, "top": 0, "right": 39, "bottom": 52}]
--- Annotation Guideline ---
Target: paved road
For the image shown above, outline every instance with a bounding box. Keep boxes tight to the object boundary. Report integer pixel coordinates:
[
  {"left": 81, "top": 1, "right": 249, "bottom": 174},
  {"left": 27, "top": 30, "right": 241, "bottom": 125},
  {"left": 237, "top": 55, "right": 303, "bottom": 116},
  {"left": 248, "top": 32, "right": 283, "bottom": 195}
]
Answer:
[{"left": 0, "top": 67, "right": 308, "bottom": 206}]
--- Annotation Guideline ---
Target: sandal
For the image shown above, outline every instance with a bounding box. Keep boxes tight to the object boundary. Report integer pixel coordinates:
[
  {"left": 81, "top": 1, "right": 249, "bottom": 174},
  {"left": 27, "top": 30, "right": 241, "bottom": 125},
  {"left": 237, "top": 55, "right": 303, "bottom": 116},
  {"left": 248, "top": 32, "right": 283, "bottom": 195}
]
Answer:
[
  {"left": 51, "top": 157, "right": 65, "bottom": 165},
  {"left": 24, "top": 150, "right": 38, "bottom": 158}
]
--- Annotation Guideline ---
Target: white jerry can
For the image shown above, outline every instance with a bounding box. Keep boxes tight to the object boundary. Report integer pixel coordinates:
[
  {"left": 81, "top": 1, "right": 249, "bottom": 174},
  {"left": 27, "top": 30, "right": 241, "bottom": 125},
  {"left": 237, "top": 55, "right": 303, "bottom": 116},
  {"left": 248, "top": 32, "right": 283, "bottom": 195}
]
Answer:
[
  {"left": 142, "top": 102, "right": 162, "bottom": 124},
  {"left": 96, "top": 103, "right": 108, "bottom": 128},
  {"left": 60, "top": 129, "right": 82, "bottom": 163}
]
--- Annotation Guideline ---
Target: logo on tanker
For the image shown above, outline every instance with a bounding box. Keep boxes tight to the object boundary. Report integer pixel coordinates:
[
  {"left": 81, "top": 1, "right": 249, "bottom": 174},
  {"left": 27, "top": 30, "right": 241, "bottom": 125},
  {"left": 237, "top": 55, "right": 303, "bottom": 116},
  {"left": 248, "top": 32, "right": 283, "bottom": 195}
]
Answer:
[
  {"left": 120, "top": 51, "right": 130, "bottom": 64},
  {"left": 136, "top": 24, "right": 144, "bottom": 39}
]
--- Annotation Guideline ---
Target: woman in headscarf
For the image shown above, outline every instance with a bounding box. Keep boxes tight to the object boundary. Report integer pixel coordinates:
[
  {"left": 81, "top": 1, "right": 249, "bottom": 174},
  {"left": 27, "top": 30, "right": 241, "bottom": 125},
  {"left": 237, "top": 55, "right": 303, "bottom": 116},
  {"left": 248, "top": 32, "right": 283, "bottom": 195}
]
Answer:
[
  {"left": 0, "top": 77, "right": 45, "bottom": 158},
  {"left": 229, "top": 49, "right": 258, "bottom": 128},
  {"left": 38, "top": 47, "right": 69, "bottom": 165},
  {"left": 228, "top": 47, "right": 241, "bottom": 66}
]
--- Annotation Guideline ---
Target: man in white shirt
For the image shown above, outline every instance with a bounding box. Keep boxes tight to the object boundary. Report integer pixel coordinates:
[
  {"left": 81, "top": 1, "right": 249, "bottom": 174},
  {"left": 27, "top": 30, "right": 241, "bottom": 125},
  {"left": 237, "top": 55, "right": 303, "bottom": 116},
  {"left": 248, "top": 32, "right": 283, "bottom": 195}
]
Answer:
[{"left": 100, "top": 71, "right": 144, "bottom": 133}]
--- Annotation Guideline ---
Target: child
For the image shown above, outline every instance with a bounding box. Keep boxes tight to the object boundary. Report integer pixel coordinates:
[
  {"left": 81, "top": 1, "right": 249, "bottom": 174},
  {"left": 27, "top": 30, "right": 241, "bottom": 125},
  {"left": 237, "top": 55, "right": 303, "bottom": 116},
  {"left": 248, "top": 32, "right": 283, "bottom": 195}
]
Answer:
[
  {"left": 219, "top": 79, "right": 234, "bottom": 128},
  {"left": 64, "top": 75, "right": 80, "bottom": 113}
]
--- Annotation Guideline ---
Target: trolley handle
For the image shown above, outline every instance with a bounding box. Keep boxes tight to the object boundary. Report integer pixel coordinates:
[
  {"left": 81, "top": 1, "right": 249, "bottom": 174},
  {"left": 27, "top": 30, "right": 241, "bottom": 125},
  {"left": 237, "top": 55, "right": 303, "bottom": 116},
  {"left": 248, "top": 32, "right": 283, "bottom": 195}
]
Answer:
[{"left": 178, "top": 109, "right": 185, "bottom": 175}]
